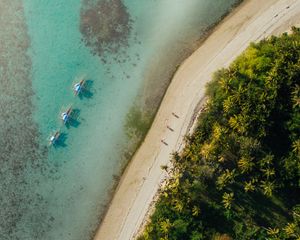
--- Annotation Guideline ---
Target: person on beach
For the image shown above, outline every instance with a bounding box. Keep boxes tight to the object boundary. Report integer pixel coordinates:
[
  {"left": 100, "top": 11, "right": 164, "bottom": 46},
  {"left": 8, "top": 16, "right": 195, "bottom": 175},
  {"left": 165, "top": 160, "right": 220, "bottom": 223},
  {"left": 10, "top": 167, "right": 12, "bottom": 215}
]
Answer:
[
  {"left": 167, "top": 125, "right": 174, "bottom": 131},
  {"left": 172, "top": 112, "right": 179, "bottom": 118}
]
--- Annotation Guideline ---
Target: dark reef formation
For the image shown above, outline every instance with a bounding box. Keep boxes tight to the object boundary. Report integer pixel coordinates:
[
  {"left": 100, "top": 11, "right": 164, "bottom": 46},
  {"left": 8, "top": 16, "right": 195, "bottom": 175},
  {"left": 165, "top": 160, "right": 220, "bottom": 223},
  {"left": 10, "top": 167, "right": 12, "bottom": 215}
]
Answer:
[{"left": 80, "top": 0, "right": 133, "bottom": 57}]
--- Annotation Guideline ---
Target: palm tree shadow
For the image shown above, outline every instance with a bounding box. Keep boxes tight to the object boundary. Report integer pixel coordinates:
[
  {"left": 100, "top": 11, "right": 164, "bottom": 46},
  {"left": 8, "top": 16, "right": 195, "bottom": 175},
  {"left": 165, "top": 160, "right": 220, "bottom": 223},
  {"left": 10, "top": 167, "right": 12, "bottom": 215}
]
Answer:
[
  {"left": 66, "top": 108, "right": 81, "bottom": 128},
  {"left": 54, "top": 132, "right": 68, "bottom": 148},
  {"left": 79, "top": 80, "right": 94, "bottom": 99}
]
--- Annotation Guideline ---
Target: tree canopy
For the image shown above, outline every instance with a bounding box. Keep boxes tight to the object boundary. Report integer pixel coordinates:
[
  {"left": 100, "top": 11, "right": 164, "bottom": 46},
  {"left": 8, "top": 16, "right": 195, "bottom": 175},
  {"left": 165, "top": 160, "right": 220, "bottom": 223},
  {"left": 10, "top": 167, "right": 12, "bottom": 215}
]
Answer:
[{"left": 138, "top": 28, "right": 300, "bottom": 240}]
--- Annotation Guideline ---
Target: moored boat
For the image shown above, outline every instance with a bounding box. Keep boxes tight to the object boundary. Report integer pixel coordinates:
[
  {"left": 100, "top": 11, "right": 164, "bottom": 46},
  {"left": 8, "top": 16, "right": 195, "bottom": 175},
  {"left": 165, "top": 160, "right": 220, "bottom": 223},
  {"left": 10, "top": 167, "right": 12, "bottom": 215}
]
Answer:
[
  {"left": 73, "top": 79, "right": 85, "bottom": 95},
  {"left": 49, "top": 131, "right": 60, "bottom": 145},
  {"left": 61, "top": 107, "right": 72, "bottom": 124}
]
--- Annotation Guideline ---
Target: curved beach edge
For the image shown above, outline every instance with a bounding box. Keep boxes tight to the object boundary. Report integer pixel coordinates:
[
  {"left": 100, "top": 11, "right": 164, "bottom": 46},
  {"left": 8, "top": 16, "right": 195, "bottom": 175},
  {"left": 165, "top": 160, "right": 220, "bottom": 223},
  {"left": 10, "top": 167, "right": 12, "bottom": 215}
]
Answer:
[{"left": 94, "top": 0, "right": 300, "bottom": 239}]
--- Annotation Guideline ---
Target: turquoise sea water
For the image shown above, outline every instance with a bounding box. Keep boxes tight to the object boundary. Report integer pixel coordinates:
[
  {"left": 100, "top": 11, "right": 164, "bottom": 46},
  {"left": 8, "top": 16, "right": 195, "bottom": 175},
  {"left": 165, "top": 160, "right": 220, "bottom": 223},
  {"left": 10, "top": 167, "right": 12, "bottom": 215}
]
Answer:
[{"left": 0, "top": 0, "right": 239, "bottom": 239}]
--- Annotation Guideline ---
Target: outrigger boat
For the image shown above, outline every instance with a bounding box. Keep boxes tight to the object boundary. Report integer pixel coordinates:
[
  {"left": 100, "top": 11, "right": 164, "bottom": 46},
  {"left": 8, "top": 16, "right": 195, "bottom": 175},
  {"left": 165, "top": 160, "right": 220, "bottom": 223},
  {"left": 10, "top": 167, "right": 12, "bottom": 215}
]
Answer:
[
  {"left": 73, "top": 79, "right": 85, "bottom": 95},
  {"left": 49, "top": 131, "right": 60, "bottom": 146},
  {"left": 61, "top": 107, "right": 72, "bottom": 124}
]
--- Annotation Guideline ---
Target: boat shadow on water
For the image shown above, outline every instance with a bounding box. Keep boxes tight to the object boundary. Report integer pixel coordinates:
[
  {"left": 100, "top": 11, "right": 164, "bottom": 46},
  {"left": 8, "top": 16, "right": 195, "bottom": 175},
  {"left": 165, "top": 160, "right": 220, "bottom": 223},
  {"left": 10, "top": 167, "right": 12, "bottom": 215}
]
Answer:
[
  {"left": 66, "top": 108, "right": 81, "bottom": 128},
  {"left": 79, "top": 80, "right": 94, "bottom": 99},
  {"left": 53, "top": 132, "right": 68, "bottom": 148}
]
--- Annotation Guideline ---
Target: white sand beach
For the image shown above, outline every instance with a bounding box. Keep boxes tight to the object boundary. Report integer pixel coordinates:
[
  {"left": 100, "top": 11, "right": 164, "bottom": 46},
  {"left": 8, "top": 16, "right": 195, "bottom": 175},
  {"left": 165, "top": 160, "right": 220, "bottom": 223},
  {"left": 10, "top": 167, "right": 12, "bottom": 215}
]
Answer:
[{"left": 94, "top": 0, "right": 300, "bottom": 239}]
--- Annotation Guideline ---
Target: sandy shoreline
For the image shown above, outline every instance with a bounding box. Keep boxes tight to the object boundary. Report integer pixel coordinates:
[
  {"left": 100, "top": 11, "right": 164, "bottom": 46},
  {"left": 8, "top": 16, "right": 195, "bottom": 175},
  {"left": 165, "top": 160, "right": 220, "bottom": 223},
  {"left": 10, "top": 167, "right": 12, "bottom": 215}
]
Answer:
[{"left": 94, "top": 0, "right": 300, "bottom": 239}]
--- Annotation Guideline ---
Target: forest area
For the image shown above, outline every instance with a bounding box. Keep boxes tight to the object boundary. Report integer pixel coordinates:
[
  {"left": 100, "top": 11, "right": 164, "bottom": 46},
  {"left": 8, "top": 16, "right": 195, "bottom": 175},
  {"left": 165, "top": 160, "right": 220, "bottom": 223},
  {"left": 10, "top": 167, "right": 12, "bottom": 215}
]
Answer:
[{"left": 138, "top": 27, "right": 300, "bottom": 240}]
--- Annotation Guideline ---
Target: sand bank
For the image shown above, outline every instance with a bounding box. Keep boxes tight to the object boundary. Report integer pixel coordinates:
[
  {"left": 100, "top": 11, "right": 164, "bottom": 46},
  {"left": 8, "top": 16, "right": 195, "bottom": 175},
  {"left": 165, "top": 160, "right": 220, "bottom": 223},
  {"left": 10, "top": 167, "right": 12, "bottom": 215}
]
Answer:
[{"left": 94, "top": 0, "right": 300, "bottom": 239}]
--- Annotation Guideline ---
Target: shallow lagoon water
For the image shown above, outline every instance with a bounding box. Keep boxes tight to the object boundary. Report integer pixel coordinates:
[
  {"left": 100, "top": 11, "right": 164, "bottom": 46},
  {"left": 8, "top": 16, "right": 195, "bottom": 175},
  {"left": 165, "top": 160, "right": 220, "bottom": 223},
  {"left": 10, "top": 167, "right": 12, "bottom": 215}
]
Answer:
[{"left": 1, "top": 0, "right": 239, "bottom": 239}]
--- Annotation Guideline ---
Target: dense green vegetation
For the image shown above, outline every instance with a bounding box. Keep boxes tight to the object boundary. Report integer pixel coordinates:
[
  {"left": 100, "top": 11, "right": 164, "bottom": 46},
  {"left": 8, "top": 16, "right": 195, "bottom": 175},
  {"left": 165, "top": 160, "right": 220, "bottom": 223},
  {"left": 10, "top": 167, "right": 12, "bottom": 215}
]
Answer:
[{"left": 139, "top": 28, "right": 300, "bottom": 240}]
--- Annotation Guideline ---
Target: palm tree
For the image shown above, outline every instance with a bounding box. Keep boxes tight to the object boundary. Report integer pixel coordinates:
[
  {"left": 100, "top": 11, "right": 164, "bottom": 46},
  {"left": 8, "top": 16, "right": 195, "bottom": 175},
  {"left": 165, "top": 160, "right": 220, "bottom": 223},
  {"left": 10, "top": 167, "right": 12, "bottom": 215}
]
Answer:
[
  {"left": 217, "top": 169, "right": 235, "bottom": 189},
  {"left": 234, "top": 84, "right": 246, "bottom": 104},
  {"left": 143, "top": 225, "right": 153, "bottom": 240},
  {"left": 160, "top": 219, "right": 172, "bottom": 234},
  {"left": 192, "top": 206, "right": 200, "bottom": 216},
  {"left": 291, "top": 84, "right": 300, "bottom": 108},
  {"left": 292, "top": 139, "right": 300, "bottom": 154},
  {"left": 222, "top": 192, "right": 234, "bottom": 209},
  {"left": 239, "top": 136, "right": 260, "bottom": 155},
  {"left": 173, "top": 199, "right": 183, "bottom": 213},
  {"left": 212, "top": 123, "right": 223, "bottom": 141},
  {"left": 266, "top": 227, "right": 280, "bottom": 236},
  {"left": 223, "top": 96, "right": 235, "bottom": 114},
  {"left": 283, "top": 223, "right": 297, "bottom": 237},
  {"left": 228, "top": 115, "right": 239, "bottom": 131},
  {"left": 228, "top": 114, "right": 247, "bottom": 134},
  {"left": 262, "top": 167, "right": 275, "bottom": 179},
  {"left": 259, "top": 154, "right": 274, "bottom": 168},
  {"left": 244, "top": 180, "right": 255, "bottom": 192},
  {"left": 238, "top": 156, "right": 254, "bottom": 173},
  {"left": 200, "top": 142, "right": 215, "bottom": 160},
  {"left": 219, "top": 76, "right": 231, "bottom": 94},
  {"left": 260, "top": 180, "right": 275, "bottom": 197}
]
